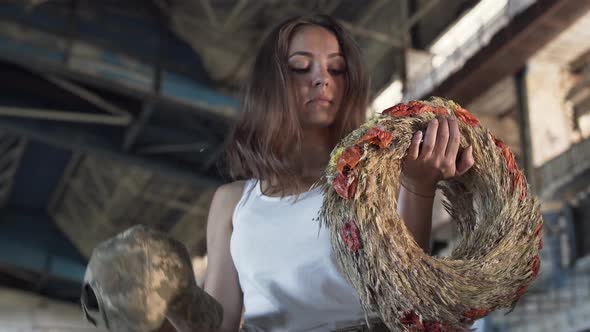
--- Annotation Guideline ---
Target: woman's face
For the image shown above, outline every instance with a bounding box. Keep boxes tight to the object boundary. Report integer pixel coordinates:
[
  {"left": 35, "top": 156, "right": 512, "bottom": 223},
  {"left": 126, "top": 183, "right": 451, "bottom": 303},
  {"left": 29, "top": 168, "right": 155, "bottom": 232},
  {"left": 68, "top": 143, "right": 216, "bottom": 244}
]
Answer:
[{"left": 287, "top": 25, "right": 346, "bottom": 130}]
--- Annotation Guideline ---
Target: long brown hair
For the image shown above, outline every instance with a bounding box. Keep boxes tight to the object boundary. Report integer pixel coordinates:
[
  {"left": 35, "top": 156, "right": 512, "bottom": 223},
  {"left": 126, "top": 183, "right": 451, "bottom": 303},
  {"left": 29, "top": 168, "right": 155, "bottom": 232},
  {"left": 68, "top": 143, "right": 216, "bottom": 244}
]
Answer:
[{"left": 224, "top": 14, "right": 369, "bottom": 193}]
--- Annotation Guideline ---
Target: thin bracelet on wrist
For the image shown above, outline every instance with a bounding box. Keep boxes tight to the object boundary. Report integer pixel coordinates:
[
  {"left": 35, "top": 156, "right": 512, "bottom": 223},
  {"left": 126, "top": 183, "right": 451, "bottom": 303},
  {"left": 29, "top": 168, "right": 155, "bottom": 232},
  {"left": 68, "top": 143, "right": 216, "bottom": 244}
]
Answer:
[{"left": 400, "top": 181, "right": 436, "bottom": 198}]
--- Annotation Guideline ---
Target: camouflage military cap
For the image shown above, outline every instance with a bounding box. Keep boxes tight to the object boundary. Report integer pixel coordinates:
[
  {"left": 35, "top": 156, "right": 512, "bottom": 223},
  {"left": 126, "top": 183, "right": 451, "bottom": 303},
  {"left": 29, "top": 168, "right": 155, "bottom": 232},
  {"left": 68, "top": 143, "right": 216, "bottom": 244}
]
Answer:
[{"left": 82, "top": 225, "right": 222, "bottom": 332}]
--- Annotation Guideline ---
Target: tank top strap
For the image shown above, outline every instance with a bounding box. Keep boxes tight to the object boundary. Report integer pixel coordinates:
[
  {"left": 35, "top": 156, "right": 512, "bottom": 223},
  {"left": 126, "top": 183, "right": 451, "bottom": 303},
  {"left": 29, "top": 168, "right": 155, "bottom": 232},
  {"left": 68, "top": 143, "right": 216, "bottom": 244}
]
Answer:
[{"left": 231, "top": 179, "right": 258, "bottom": 228}]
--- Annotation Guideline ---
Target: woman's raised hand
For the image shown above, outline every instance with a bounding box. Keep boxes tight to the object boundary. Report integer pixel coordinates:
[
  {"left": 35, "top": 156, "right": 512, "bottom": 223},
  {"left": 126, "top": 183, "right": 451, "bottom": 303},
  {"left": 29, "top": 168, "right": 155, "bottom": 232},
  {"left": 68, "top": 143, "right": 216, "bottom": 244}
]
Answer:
[{"left": 401, "top": 116, "right": 474, "bottom": 195}]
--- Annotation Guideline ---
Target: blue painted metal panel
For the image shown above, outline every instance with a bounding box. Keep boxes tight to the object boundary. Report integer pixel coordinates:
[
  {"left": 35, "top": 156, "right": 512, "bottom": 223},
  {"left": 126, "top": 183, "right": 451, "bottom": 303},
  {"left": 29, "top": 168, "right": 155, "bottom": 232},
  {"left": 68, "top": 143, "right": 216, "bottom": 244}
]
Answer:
[
  {"left": 0, "top": 3, "right": 238, "bottom": 114},
  {"left": 0, "top": 29, "right": 238, "bottom": 114},
  {"left": 162, "top": 71, "right": 239, "bottom": 113},
  {"left": 8, "top": 141, "right": 72, "bottom": 209},
  {"left": 0, "top": 34, "right": 66, "bottom": 63},
  {"left": 0, "top": 3, "right": 69, "bottom": 33},
  {"left": 0, "top": 211, "right": 87, "bottom": 283}
]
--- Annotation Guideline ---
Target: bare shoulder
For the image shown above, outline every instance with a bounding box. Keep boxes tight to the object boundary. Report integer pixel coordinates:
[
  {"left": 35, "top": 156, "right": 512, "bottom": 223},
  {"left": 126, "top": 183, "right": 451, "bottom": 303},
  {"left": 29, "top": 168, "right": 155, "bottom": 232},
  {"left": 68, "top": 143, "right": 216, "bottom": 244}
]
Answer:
[
  {"left": 208, "top": 180, "right": 247, "bottom": 229},
  {"left": 214, "top": 180, "right": 247, "bottom": 206}
]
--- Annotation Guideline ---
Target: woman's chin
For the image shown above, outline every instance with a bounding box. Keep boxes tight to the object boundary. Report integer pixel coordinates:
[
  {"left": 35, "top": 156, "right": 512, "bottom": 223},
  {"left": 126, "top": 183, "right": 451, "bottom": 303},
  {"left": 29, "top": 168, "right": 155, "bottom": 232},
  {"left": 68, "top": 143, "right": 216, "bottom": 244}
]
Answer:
[
  {"left": 300, "top": 106, "right": 338, "bottom": 128},
  {"left": 302, "top": 117, "right": 336, "bottom": 129}
]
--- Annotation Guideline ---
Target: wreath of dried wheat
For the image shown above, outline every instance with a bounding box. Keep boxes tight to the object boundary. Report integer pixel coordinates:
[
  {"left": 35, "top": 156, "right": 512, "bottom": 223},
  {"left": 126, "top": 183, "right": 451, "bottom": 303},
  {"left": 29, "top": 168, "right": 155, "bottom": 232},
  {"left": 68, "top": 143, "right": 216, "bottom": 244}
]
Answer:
[{"left": 318, "top": 97, "right": 543, "bottom": 332}]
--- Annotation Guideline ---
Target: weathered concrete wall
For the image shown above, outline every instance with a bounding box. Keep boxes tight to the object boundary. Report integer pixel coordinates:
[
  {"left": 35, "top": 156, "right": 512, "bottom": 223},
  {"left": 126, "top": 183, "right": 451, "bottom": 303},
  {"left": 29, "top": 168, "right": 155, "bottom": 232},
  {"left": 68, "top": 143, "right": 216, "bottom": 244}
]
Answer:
[{"left": 525, "top": 60, "right": 573, "bottom": 167}]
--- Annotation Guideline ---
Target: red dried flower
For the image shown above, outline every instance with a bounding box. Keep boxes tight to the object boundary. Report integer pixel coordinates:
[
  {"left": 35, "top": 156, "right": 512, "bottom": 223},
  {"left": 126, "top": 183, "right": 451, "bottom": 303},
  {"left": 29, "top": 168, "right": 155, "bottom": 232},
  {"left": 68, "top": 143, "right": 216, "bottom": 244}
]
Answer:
[
  {"left": 455, "top": 107, "right": 480, "bottom": 127},
  {"left": 463, "top": 308, "right": 489, "bottom": 321},
  {"left": 533, "top": 223, "right": 543, "bottom": 249},
  {"left": 433, "top": 106, "right": 448, "bottom": 116},
  {"left": 533, "top": 223, "right": 543, "bottom": 238},
  {"left": 423, "top": 321, "right": 448, "bottom": 332},
  {"left": 358, "top": 127, "right": 394, "bottom": 149},
  {"left": 382, "top": 101, "right": 432, "bottom": 117},
  {"left": 333, "top": 173, "right": 358, "bottom": 200},
  {"left": 400, "top": 311, "right": 425, "bottom": 331},
  {"left": 493, "top": 136, "right": 528, "bottom": 200},
  {"left": 516, "top": 285, "right": 528, "bottom": 299},
  {"left": 408, "top": 102, "right": 432, "bottom": 115},
  {"left": 382, "top": 103, "right": 411, "bottom": 117},
  {"left": 400, "top": 311, "right": 420, "bottom": 325},
  {"left": 340, "top": 221, "right": 362, "bottom": 252},
  {"left": 513, "top": 171, "right": 527, "bottom": 200},
  {"left": 336, "top": 145, "right": 362, "bottom": 175},
  {"left": 531, "top": 255, "right": 541, "bottom": 278}
]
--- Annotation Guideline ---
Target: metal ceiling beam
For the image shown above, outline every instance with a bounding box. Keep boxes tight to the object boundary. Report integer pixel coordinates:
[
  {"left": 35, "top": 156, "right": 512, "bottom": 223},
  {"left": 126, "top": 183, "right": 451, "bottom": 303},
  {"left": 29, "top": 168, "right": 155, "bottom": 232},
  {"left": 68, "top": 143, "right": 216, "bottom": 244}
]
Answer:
[
  {"left": 326, "top": 0, "right": 343, "bottom": 14},
  {"left": 278, "top": 4, "right": 405, "bottom": 48},
  {"left": 123, "top": 22, "right": 166, "bottom": 151},
  {"left": 0, "top": 133, "right": 26, "bottom": 208},
  {"left": 123, "top": 101, "right": 156, "bottom": 150},
  {"left": 356, "top": 0, "right": 389, "bottom": 27},
  {"left": 430, "top": 0, "right": 590, "bottom": 105},
  {"left": 398, "top": 0, "right": 440, "bottom": 35},
  {"left": 0, "top": 106, "right": 131, "bottom": 126},
  {"left": 0, "top": 117, "right": 222, "bottom": 187},
  {"left": 336, "top": 20, "right": 403, "bottom": 48},
  {"left": 0, "top": 6, "right": 235, "bottom": 115},
  {"left": 0, "top": 49, "right": 235, "bottom": 119},
  {"left": 47, "top": 152, "right": 82, "bottom": 217},
  {"left": 222, "top": 0, "right": 248, "bottom": 30},
  {"left": 225, "top": 1, "right": 266, "bottom": 32},
  {"left": 199, "top": 0, "right": 220, "bottom": 27},
  {"left": 43, "top": 75, "right": 132, "bottom": 120},
  {"left": 136, "top": 142, "right": 211, "bottom": 155}
]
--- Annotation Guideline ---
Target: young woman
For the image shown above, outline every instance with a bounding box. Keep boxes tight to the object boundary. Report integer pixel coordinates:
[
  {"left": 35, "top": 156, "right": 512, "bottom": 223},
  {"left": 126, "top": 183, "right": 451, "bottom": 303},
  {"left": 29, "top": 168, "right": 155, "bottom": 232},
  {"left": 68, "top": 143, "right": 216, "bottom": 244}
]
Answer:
[{"left": 169, "top": 14, "right": 474, "bottom": 332}]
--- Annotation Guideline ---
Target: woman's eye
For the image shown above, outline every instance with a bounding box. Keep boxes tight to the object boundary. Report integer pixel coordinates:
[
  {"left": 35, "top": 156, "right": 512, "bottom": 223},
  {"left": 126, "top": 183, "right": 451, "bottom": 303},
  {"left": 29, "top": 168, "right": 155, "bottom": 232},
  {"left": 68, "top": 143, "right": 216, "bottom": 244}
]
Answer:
[
  {"left": 329, "top": 68, "right": 346, "bottom": 76},
  {"left": 290, "top": 67, "right": 310, "bottom": 74},
  {"left": 288, "top": 66, "right": 345, "bottom": 75}
]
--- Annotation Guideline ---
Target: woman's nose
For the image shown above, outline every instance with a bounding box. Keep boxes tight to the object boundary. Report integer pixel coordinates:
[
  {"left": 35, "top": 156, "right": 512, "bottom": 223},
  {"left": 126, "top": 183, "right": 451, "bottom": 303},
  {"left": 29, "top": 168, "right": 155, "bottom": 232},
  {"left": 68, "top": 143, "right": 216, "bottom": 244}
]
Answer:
[{"left": 312, "top": 68, "right": 329, "bottom": 87}]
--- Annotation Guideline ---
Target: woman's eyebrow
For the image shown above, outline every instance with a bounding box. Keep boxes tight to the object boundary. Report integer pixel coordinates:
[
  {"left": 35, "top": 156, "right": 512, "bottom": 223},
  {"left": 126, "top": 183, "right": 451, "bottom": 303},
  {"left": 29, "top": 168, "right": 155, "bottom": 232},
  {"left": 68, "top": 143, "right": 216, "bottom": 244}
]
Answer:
[{"left": 288, "top": 51, "right": 343, "bottom": 58}]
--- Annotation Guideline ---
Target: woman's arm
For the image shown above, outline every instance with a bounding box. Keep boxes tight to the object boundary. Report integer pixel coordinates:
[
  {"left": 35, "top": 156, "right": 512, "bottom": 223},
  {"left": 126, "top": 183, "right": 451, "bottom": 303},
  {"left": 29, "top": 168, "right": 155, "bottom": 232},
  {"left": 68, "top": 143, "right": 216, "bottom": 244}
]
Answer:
[
  {"left": 167, "top": 182, "right": 246, "bottom": 332},
  {"left": 397, "top": 117, "right": 474, "bottom": 251}
]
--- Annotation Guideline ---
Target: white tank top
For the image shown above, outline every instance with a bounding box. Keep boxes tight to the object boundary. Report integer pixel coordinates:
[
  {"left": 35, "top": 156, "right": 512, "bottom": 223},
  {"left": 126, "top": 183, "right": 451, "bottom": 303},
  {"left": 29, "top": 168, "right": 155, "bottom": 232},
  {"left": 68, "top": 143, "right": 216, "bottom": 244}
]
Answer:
[{"left": 230, "top": 179, "right": 369, "bottom": 331}]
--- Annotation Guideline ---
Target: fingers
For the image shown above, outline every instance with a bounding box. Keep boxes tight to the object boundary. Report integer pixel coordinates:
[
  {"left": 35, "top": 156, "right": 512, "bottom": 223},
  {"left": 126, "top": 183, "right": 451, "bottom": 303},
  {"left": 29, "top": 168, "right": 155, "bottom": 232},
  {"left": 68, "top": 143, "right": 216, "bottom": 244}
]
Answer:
[
  {"left": 444, "top": 118, "right": 460, "bottom": 162},
  {"left": 406, "top": 131, "right": 422, "bottom": 160},
  {"left": 434, "top": 117, "right": 450, "bottom": 158},
  {"left": 419, "top": 118, "right": 439, "bottom": 159},
  {"left": 413, "top": 116, "right": 475, "bottom": 179},
  {"left": 456, "top": 145, "right": 474, "bottom": 176}
]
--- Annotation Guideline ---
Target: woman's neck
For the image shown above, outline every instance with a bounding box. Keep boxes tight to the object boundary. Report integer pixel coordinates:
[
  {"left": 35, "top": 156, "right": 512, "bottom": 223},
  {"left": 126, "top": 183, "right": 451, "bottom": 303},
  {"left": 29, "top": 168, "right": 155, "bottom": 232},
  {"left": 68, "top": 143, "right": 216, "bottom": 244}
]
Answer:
[
  {"left": 297, "top": 128, "right": 332, "bottom": 179},
  {"left": 261, "top": 128, "right": 333, "bottom": 196}
]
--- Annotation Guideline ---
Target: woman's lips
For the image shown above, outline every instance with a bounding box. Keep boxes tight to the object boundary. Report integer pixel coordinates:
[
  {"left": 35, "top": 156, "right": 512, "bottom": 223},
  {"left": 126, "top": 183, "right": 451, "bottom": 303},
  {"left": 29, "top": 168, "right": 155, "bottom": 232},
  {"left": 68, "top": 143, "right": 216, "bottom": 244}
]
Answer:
[{"left": 309, "top": 97, "right": 332, "bottom": 106}]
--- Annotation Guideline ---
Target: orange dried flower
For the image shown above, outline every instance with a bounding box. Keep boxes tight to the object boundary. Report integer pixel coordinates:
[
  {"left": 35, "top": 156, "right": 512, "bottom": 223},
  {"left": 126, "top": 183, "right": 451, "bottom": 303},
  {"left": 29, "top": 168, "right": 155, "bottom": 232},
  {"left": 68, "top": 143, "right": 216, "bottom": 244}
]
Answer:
[
  {"left": 382, "top": 103, "right": 411, "bottom": 117},
  {"left": 358, "top": 127, "right": 394, "bottom": 149},
  {"left": 381, "top": 100, "right": 440, "bottom": 117},
  {"left": 336, "top": 145, "right": 362, "bottom": 175},
  {"left": 455, "top": 107, "right": 479, "bottom": 127},
  {"left": 408, "top": 101, "right": 432, "bottom": 115},
  {"left": 433, "top": 106, "right": 448, "bottom": 116}
]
